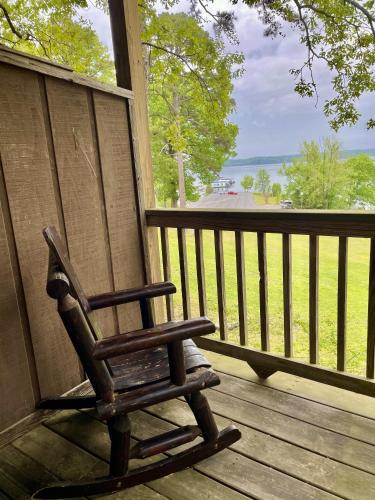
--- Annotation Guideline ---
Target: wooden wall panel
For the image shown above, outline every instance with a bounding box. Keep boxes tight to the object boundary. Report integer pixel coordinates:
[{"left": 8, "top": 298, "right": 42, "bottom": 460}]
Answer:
[
  {"left": 0, "top": 177, "right": 35, "bottom": 430},
  {"left": 93, "top": 91, "right": 144, "bottom": 332},
  {"left": 0, "top": 51, "right": 146, "bottom": 432},
  {"left": 0, "top": 65, "right": 82, "bottom": 399},
  {"left": 45, "top": 78, "right": 118, "bottom": 337}
]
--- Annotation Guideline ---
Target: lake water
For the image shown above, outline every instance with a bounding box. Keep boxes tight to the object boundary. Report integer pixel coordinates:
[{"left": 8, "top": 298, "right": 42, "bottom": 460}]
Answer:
[{"left": 220, "top": 163, "right": 287, "bottom": 191}]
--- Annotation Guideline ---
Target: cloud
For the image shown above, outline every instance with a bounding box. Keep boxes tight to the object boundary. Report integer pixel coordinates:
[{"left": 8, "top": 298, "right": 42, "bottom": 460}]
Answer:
[{"left": 82, "top": 1, "right": 374, "bottom": 157}]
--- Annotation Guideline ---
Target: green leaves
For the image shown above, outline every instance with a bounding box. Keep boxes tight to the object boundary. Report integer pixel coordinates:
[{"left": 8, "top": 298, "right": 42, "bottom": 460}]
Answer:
[
  {"left": 240, "top": 0, "right": 375, "bottom": 130},
  {"left": 144, "top": 10, "right": 243, "bottom": 205},
  {"left": 0, "top": 1, "right": 114, "bottom": 82},
  {"left": 281, "top": 138, "right": 375, "bottom": 209},
  {"left": 255, "top": 168, "right": 271, "bottom": 202},
  {"left": 240, "top": 175, "right": 254, "bottom": 191}
]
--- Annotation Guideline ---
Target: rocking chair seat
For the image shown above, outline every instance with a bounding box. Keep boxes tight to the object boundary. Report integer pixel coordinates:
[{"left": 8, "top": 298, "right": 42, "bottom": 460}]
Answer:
[{"left": 109, "top": 339, "right": 210, "bottom": 391}]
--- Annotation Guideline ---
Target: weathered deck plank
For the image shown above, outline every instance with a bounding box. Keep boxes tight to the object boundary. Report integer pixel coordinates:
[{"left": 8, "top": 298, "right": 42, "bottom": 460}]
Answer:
[
  {"left": 147, "top": 399, "right": 375, "bottom": 499},
  {"left": 1, "top": 357, "right": 375, "bottom": 499},
  {"left": 202, "top": 349, "right": 375, "bottom": 419},
  {"left": 215, "top": 372, "right": 375, "bottom": 445},
  {"left": 45, "top": 409, "right": 247, "bottom": 500},
  {"left": 135, "top": 408, "right": 337, "bottom": 499},
  {"left": 204, "top": 387, "right": 375, "bottom": 474}
]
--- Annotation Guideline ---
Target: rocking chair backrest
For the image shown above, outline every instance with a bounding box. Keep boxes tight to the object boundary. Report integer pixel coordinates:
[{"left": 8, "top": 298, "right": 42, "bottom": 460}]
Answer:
[
  {"left": 43, "top": 226, "right": 114, "bottom": 402},
  {"left": 43, "top": 226, "right": 90, "bottom": 312}
]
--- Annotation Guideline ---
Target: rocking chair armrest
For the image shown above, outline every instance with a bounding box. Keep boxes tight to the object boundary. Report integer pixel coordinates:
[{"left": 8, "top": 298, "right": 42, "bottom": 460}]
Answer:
[
  {"left": 87, "top": 282, "right": 176, "bottom": 310},
  {"left": 92, "top": 317, "right": 215, "bottom": 360}
]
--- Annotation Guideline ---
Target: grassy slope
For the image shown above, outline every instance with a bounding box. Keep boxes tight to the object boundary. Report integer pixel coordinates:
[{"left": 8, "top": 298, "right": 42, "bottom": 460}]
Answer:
[{"left": 166, "top": 230, "right": 369, "bottom": 376}]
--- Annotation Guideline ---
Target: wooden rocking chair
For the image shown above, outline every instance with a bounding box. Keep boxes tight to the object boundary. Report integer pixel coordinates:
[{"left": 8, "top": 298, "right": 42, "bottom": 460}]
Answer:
[{"left": 33, "top": 226, "right": 241, "bottom": 498}]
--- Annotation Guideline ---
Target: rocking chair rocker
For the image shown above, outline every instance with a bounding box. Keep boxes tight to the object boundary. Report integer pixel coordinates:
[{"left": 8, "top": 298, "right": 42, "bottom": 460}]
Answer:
[{"left": 33, "top": 226, "right": 241, "bottom": 498}]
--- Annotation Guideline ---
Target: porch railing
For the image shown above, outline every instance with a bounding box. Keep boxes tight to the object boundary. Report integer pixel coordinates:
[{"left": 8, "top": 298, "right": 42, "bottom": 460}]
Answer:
[{"left": 146, "top": 208, "right": 375, "bottom": 398}]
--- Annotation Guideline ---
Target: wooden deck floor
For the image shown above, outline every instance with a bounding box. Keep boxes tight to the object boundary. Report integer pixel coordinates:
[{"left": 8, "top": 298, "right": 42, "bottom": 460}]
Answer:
[{"left": 1, "top": 351, "right": 375, "bottom": 499}]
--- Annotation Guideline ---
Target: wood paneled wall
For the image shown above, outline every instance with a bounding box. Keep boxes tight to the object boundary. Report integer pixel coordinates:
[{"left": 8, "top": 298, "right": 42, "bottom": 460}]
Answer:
[{"left": 0, "top": 49, "right": 145, "bottom": 431}]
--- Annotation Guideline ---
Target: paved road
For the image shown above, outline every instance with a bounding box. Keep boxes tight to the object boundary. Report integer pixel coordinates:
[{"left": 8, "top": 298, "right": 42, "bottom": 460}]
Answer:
[{"left": 188, "top": 192, "right": 279, "bottom": 209}]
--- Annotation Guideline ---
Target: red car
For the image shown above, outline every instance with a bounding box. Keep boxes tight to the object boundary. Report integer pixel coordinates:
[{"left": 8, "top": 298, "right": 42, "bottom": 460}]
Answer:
[{"left": 227, "top": 191, "right": 238, "bottom": 195}]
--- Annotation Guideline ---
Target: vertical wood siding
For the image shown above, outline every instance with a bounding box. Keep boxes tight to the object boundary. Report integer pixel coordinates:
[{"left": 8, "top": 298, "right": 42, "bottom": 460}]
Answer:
[{"left": 0, "top": 59, "right": 144, "bottom": 431}]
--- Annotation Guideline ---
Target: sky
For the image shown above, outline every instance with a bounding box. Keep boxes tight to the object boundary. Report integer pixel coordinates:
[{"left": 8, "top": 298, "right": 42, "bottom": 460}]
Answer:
[{"left": 83, "top": 1, "right": 374, "bottom": 157}]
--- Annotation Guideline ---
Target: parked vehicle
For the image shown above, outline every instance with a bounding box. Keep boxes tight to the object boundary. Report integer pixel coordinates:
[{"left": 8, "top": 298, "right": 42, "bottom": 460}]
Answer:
[
  {"left": 228, "top": 191, "right": 238, "bottom": 195},
  {"left": 280, "top": 199, "right": 293, "bottom": 209}
]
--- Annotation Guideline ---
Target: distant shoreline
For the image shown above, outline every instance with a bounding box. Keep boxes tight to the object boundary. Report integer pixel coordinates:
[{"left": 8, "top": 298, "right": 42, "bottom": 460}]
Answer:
[{"left": 224, "top": 148, "right": 375, "bottom": 167}]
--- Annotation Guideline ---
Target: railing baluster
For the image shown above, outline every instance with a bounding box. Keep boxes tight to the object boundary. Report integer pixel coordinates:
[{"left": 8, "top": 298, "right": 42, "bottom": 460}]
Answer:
[
  {"left": 257, "top": 232, "right": 269, "bottom": 351},
  {"left": 194, "top": 229, "right": 207, "bottom": 317},
  {"left": 282, "top": 233, "right": 293, "bottom": 357},
  {"left": 337, "top": 236, "right": 348, "bottom": 371},
  {"left": 235, "top": 231, "right": 248, "bottom": 346},
  {"left": 177, "top": 228, "right": 190, "bottom": 320},
  {"left": 366, "top": 238, "right": 375, "bottom": 378},
  {"left": 160, "top": 227, "right": 173, "bottom": 321},
  {"left": 309, "top": 235, "right": 319, "bottom": 364},
  {"left": 214, "top": 230, "right": 227, "bottom": 340}
]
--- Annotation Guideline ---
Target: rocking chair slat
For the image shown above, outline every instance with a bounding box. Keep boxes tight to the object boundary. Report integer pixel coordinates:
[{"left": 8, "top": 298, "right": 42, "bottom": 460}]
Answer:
[
  {"left": 97, "top": 368, "right": 220, "bottom": 419},
  {"left": 129, "top": 425, "right": 201, "bottom": 459}
]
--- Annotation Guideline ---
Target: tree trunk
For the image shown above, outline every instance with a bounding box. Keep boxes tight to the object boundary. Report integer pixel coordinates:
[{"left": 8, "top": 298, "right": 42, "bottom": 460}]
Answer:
[{"left": 177, "top": 150, "right": 186, "bottom": 208}]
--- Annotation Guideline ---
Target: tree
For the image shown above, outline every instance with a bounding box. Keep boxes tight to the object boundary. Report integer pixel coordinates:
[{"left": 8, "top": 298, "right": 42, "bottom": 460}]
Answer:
[
  {"left": 241, "top": 175, "right": 254, "bottom": 192},
  {"left": 346, "top": 154, "right": 375, "bottom": 207},
  {"left": 156, "top": 0, "right": 375, "bottom": 130},
  {"left": 272, "top": 182, "right": 282, "bottom": 201},
  {"left": 280, "top": 138, "right": 351, "bottom": 209},
  {"left": 255, "top": 168, "right": 271, "bottom": 202},
  {"left": 143, "top": 11, "right": 243, "bottom": 207},
  {"left": 0, "top": 1, "right": 114, "bottom": 82}
]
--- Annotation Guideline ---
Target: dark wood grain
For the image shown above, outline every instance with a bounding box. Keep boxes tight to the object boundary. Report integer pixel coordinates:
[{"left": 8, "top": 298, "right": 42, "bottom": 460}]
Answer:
[
  {"left": 93, "top": 318, "right": 216, "bottom": 359},
  {"left": 88, "top": 282, "right": 176, "bottom": 310},
  {"left": 108, "top": 415, "right": 131, "bottom": 477},
  {"left": 177, "top": 228, "right": 191, "bottom": 320},
  {"left": 130, "top": 425, "right": 201, "bottom": 459},
  {"left": 168, "top": 341, "right": 186, "bottom": 386},
  {"left": 257, "top": 232, "right": 269, "bottom": 351},
  {"left": 110, "top": 339, "right": 210, "bottom": 391},
  {"left": 188, "top": 392, "right": 219, "bottom": 442},
  {"left": 160, "top": 227, "right": 174, "bottom": 320},
  {"left": 282, "top": 233, "right": 293, "bottom": 357},
  {"left": 146, "top": 208, "right": 375, "bottom": 238},
  {"left": 195, "top": 229, "right": 207, "bottom": 317},
  {"left": 337, "top": 236, "right": 348, "bottom": 372},
  {"left": 367, "top": 238, "right": 375, "bottom": 379},
  {"left": 214, "top": 230, "right": 227, "bottom": 340},
  {"left": 97, "top": 368, "right": 221, "bottom": 418},
  {"left": 235, "top": 231, "right": 248, "bottom": 346},
  {"left": 309, "top": 235, "right": 319, "bottom": 364}
]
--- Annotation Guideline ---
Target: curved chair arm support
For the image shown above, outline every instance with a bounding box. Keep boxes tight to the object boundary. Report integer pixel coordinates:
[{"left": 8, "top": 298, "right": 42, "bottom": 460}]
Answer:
[
  {"left": 88, "top": 282, "right": 176, "bottom": 310},
  {"left": 92, "top": 318, "right": 215, "bottom": 360}
]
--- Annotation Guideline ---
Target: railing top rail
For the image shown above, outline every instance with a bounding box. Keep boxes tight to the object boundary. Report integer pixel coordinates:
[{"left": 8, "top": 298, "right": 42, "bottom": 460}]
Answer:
[{"left": 146, "top": 208, "right": 375, "bottom": 238}]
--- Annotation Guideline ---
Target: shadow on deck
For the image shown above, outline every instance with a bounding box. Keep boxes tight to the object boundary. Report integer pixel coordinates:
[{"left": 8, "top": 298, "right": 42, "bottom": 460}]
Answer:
[{"left": 1, "top": 351, "right": 375, "bottom": 499}]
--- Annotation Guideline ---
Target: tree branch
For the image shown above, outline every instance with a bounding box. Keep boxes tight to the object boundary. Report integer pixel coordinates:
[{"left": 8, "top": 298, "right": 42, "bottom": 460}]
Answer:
[
  {"left": 0, "top": 2, "right": 28, "bottom": 39},
  {"left": 344, "top": 0, "right": 375, "bottom": 29},
  {"left": 143, "top": 40, "right": 213, "bottom": 98}
]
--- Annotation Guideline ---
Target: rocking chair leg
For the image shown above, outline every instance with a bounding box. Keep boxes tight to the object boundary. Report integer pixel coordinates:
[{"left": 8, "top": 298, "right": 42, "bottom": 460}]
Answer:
[
  {"left": 108, "top": 414, "right": 131, "bottom": 477},
  {"left": 187, "top": 391, "right": 219, "bottom": 442}
]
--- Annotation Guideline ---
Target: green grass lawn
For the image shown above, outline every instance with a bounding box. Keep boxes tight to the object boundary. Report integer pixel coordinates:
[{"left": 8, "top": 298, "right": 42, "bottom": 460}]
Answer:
[{"left": 164, "top": 230, "right": 370, "bottom": 376}]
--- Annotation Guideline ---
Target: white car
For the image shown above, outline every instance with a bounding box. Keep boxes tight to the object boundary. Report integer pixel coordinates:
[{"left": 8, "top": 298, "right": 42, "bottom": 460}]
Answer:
[{"left": 280, "top": 200, "right": 293, "bottom": 209}]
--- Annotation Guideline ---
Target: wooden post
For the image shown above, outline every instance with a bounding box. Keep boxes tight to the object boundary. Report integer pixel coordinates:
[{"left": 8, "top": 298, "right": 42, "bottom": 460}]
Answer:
[{"left": 108, "top": 0, "right": 163, "bottom": 321}]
